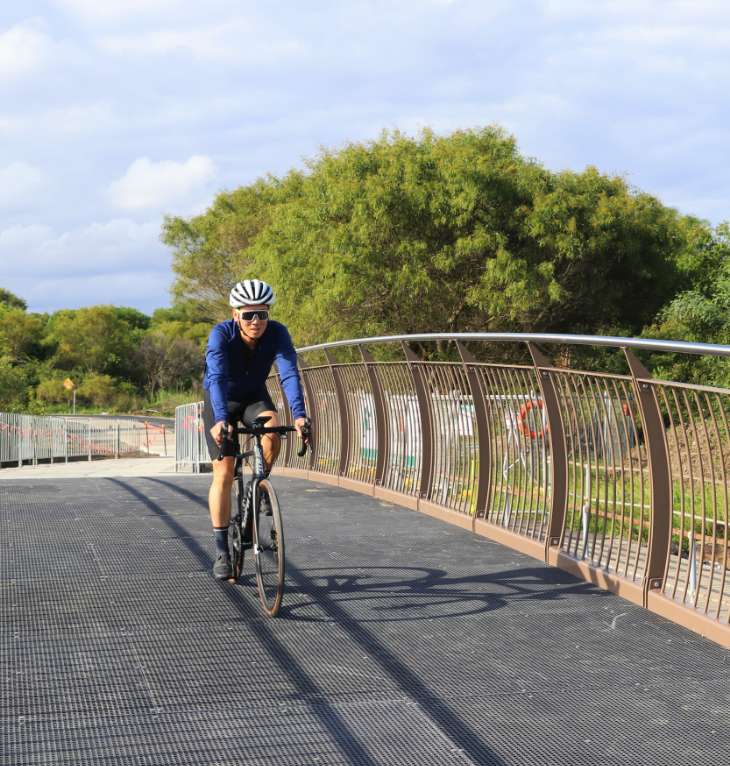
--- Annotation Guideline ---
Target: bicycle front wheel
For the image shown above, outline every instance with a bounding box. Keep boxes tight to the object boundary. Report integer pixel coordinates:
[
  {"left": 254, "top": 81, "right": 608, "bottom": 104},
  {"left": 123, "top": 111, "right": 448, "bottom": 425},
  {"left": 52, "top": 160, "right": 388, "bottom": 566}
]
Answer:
[{"left": 252, "top": 479, "right": 285, "bottom": 616}]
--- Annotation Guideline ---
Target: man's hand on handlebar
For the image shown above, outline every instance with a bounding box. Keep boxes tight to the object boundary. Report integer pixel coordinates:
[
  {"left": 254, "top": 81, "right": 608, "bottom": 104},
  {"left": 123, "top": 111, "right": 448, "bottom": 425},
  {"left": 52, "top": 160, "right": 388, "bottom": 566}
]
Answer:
[
  {"left": 211, "top": 420, "right": 233, "bottom": 447},
  {"left": 294, "top": 416, "right": 311, "bottom": 457},
  {"left": 294, "top": 416, "right": 311, "bottom": 443}
]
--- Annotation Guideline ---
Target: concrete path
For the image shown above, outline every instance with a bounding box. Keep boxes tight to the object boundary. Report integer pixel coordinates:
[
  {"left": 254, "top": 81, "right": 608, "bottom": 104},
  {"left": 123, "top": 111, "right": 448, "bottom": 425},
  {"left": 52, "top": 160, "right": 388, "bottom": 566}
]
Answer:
[
  {"left": 1, "top": 473, "right": 728, "bottom": 765},
  {"left": 0, "top": 456, "right": 177, "bottom": 479}
]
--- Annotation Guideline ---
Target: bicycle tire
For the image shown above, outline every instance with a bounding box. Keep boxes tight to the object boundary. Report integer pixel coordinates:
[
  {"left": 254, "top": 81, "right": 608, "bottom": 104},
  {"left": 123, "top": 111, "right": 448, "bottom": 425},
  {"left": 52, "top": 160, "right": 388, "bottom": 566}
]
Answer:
[
  {"left": 252, "top": 479, "right": 285, "bottom": 616},
  {"left": 228, "top": 479, "right": 246, "bottom": 580}
]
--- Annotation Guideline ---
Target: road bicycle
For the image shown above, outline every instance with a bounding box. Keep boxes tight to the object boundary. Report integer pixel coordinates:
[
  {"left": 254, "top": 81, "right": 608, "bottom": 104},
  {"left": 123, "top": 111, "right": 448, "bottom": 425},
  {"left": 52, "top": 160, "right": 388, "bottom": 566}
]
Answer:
[{"left": 219, "top": 416, "right": 309, "bottom": 617}]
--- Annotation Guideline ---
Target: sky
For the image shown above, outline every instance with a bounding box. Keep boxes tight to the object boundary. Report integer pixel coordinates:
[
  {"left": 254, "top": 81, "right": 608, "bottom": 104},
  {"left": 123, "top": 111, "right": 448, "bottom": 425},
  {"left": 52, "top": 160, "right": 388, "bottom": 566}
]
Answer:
[{"left": 0, "top": 0, "right": 728, "bottom": 315}]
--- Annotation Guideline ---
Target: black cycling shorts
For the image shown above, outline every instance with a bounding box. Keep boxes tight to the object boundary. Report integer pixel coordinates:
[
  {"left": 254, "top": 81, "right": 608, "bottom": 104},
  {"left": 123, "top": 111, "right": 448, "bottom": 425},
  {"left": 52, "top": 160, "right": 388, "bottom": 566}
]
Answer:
[{"left": 202, "top": 387, "right": 276, "bottom": 460}]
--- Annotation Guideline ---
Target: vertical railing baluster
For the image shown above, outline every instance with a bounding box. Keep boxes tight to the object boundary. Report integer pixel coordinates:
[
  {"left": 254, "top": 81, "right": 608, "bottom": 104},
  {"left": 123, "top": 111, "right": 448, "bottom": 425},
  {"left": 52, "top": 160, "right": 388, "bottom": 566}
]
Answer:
[
  {"left": 269, "top": 374, "right": 293, "bottom": 466},
  {"left": 623, "top": 349, "right": 672, "bottom": 606},
  {"left": 298, "top": 360, "right": 318, "bottom": 471},
  {"left": 401, "top": 342, "right": 434, "bottom": 501},
  {"left": 359, "top": 346, "right": 388, "bottom": 487},
  {"left": 324, "top": 349, "right": 351, "bottom": 477},
  {"left": 527, "top": 343, "right": 568, "bottom": 559},
  {"left": 455, "top": 341, "right": 491, "bottom": 519}
]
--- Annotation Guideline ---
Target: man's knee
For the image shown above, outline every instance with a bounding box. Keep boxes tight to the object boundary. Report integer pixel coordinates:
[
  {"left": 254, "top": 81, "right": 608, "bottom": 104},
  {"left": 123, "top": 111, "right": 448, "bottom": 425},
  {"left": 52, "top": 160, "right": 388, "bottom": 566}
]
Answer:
[{"left": 211, "top": 458, "right": 235, "bottom": 487}]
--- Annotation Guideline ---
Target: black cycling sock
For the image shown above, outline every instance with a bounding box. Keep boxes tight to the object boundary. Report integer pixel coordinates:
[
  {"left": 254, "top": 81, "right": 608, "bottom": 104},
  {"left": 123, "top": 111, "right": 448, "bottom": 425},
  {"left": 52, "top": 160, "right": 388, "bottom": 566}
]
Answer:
[{"left": 213, "top": 527, "right": 229, "bottom": 557}]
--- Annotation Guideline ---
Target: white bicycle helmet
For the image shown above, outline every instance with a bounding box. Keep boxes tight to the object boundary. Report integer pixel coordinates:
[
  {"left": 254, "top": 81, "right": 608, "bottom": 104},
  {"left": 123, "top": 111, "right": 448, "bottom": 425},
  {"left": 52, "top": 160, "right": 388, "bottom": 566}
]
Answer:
[{"left": 229, "top": 279, "right": 276, "bottom": 307}]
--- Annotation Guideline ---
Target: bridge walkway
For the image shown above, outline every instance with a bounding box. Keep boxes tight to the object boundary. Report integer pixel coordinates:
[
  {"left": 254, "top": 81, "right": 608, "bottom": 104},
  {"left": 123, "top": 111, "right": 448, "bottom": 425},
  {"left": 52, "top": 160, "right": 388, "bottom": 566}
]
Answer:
[{"left": 1, "top": 474, "right": 728, "bottom": 765}]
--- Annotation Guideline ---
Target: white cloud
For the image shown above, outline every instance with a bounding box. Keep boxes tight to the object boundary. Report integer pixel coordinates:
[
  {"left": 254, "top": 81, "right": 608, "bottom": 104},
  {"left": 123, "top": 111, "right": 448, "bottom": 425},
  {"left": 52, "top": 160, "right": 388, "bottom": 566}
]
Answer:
[
  {"left": 0, "top": 20, "right": 51, "bottom": 81},
  {"left": 0, "top": 115, "right": 20, "bottom": 134},
  {"left": 0, "top": 102, "right": 116, "bottom": 139},
  {"left": 0, "top": 162, "right": 46, "bottom": 208},
  {"left": 9, "top": 271, "right": 173, "bottom": 315},
  {"left": 0, "top": 223, "right": 52, "bottom": 251},
  {"left": 0, "top": 219, "right": 166, "bottom": 278},
  {"left": 108, "top": 156, "right": 217, "bottom": 212},
  {"left": 53, "top": 0, "right": 185, "bottom": 24},
  {"left": 98, "top": 20, "right": 305, "bottom": 64},
  {"left": 46, "top": 102, "right": 116, "bottom": 134}
]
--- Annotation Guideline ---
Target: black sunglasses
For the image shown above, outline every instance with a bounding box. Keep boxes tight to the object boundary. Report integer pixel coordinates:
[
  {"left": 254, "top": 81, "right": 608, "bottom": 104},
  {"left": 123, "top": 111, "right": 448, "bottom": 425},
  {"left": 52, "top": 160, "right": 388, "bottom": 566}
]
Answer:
[{"left": 238, "top": 310, "right": 269, "bottom": 321}]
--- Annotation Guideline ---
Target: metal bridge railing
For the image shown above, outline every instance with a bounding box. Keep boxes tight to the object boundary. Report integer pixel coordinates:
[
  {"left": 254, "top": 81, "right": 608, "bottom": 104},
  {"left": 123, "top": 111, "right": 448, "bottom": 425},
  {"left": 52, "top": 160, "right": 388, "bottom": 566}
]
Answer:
[
  {"left": 0, "top": 413, "right": 169, "bottom": 466},
  {"left": 176, "top": 332, "right": 730, "bottom": 647}
]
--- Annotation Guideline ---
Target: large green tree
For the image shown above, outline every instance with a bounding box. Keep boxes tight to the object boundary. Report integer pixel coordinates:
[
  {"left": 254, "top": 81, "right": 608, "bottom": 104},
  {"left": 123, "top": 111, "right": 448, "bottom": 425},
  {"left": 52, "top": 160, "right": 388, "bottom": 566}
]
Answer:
[
  {"left": 0, "top": 288, "right": 27, "bottom": 310},
  {"left": 164, "top": 127, "right": 696, "bottom": 346},
  {"left": 134, "top": 331, "right": 203, "bottom": 398},
  {"left": 644, "top": 222, "right": 730, "bottom": 386},
  {"left": 43, "top": 306, "right": 149, "bottom": 378},
  {"left": 162, "top": 180, "right": 282, "bottom": 322},
  {"left": 0, "top": 307, "right": 46, "bottom": 362},
  {"left": 0, "top": 360, "right": 33, "bottom": 411}
]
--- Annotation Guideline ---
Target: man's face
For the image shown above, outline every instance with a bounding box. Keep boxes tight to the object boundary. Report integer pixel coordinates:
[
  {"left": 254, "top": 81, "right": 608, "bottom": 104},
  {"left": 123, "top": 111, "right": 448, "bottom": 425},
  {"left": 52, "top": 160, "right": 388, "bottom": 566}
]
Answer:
[{"left": 233, "top": 304, "right": 269, "bottom": 340}]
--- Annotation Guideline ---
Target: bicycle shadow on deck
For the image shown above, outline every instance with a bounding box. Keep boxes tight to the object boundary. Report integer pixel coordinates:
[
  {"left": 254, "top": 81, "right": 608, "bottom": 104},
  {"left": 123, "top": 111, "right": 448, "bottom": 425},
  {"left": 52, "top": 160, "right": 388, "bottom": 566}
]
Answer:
[{"left": 278, "top": 563, "right": 603, "bottom": 624}]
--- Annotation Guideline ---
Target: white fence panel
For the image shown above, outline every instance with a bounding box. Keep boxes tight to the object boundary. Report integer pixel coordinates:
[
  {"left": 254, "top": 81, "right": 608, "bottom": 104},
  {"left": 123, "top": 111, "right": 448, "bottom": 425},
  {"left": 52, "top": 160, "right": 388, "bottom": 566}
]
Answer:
[{"left": 0, "top": 413, "right": 170, "bottom": 468}]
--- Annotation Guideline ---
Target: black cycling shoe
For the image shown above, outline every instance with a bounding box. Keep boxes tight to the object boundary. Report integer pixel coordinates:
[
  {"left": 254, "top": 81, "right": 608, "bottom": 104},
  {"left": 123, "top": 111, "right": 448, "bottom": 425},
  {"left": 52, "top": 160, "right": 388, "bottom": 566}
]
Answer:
[{"left": 213, "top": 553, "right": 232, "bottom": 580}]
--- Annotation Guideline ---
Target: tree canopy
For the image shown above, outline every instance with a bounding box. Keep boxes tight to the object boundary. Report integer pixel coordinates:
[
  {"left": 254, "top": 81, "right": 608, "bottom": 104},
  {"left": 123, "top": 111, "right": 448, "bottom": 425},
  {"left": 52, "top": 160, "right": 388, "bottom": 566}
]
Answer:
[
  {"left": 0, "top": 288, "right": 27, "bottom": 310},
  {"left": 0, "top": 300, "right": 204, "bottom": 414},
  {"left": 645, "top": 223, "right": 730, "bottom": 386},
  {"left": 164, "top": 127, "right": 701, "bottom": 346}
]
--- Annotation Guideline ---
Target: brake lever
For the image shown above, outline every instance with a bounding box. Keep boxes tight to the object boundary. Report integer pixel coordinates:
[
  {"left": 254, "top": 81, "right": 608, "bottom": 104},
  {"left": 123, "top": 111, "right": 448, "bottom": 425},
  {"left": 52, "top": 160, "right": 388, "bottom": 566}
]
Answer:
[
  {"left": 297, "top": 420, "right": 312, "bottom": 457},
  {"left": 216, "top": 421, "right": 231, "bottom": 461}
]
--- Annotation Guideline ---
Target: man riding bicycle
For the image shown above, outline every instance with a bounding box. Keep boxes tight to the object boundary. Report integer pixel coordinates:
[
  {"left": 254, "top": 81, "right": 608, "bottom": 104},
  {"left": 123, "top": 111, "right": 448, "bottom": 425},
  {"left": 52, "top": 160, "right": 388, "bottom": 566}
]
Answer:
[{"left": 202, "top": 278, "right": 309, "bottom": 580}]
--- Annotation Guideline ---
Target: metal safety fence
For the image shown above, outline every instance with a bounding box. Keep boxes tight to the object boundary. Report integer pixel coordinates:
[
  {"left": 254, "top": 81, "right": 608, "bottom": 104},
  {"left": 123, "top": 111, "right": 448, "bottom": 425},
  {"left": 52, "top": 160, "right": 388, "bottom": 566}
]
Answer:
[
  {"left": 176, "top": 332, "right": 730, "bottom": 647},
  {"left": 175, "top": 401, "right": 208, "bottom": 473},
  {"left": 0, "top": 413, "right": 169, "bottom": 466}
]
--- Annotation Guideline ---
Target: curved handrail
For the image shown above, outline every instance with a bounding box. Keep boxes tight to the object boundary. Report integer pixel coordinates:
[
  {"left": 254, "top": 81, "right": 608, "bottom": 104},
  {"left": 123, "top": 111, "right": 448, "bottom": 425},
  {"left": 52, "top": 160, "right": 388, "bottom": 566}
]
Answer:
[{"left": 297, "top": 332, "right": 730, "bottom": 357}]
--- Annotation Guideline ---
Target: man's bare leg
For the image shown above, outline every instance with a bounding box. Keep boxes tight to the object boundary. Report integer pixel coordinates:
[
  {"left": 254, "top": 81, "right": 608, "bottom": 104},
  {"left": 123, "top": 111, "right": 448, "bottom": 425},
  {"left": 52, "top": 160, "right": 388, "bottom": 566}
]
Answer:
[
  {"left": 209, "top": 456, "right": 235, "bottom": 527},
  {"left": 258, "top": 410, "right": 281, "bottom": 472}
]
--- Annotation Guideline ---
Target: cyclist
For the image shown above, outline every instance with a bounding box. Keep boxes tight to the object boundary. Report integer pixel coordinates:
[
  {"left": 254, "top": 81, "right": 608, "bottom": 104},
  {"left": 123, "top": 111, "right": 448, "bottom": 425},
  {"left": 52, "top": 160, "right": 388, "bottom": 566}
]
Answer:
[{"left": 203, "top": 278, "right": 309, "bottom": 580}]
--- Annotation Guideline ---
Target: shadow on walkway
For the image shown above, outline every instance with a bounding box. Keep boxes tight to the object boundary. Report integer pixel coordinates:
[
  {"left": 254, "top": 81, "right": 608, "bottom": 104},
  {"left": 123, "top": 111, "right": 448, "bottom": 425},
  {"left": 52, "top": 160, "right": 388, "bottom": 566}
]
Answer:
[
  {"left": 139, "top": 475, "right": 603, "bottom": 766},
  {"left": 114, "top": 477, "right": 512, "bottom": 766}
]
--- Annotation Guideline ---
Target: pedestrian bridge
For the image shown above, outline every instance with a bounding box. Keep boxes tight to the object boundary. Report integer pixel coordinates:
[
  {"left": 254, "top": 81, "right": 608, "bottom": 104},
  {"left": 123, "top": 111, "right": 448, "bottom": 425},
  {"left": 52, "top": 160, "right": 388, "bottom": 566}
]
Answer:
[
  {"left": 1, "top": 471, "right": 727, "bottom": 765},
  {"left": 177, "top": 332, "right": 730, "bottom": 645}
]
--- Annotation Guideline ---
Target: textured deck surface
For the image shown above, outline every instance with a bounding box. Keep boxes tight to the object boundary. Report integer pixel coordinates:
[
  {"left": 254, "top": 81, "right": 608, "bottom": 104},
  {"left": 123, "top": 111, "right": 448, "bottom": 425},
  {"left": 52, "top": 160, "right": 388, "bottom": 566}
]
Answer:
[{"left": 1, "top": 475, "right": 728, "bottom": 765}]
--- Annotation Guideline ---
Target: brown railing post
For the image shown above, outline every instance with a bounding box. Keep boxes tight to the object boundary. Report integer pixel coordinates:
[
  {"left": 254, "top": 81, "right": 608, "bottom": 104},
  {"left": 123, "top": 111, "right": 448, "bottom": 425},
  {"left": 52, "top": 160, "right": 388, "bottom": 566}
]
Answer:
[
  {"left": 324, "top": 349, "right": 351, "bottom": 476},
  {"left": 455, "top": 341, "right": 491, "bottom": 519},
  {"left": 359, "top": 345, "right": 388, "bottom": 486},
  {"left": 270, "top": 374, "right": 293, "bottom": 466},
  {"left": 527, "top": 343, "right": 568, "bottom": 558},
  {"left": 282, "top": 394, "right": 294, "bottom": 466},
  {"left": 298, "top": 360, "right": 318, "bottom": 471},
  {"left": 623, "top": 349, "right": 672, "bottom": 605},
  {"left": 401, "top": 342, "right": 434, "bottom": 500}
]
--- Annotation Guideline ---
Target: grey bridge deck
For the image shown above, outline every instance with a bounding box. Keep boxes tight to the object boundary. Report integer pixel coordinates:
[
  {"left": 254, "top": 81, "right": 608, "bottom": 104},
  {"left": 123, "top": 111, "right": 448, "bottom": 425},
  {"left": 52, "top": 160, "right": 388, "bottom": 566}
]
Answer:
[{"left": 1, "top": 475, "right": 728, "bottom": 765}]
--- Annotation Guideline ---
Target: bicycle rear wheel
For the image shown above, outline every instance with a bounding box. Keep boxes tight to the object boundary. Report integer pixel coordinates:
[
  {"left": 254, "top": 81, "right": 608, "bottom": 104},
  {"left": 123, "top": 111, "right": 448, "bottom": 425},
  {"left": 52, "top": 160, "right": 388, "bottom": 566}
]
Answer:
[{"left": 252, "top": 479, "right": 285, "bottom": 616}]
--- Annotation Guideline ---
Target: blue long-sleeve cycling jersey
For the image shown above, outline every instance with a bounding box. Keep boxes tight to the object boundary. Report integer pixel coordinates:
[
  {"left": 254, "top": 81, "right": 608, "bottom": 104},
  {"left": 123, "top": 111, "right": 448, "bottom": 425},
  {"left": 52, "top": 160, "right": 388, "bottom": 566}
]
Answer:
[{"left": 203, "top": 319, "right": 307, "bottom": 424}]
